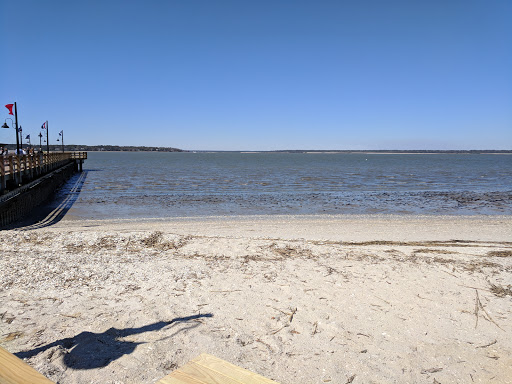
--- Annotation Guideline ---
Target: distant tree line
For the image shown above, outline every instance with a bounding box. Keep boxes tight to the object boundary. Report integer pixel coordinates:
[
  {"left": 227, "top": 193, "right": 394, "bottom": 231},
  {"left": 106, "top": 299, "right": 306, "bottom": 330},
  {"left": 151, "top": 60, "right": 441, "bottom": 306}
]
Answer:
[
  {"left": 198, "top": 149, "right": 512, "bottom": 154},
  {"left": 0, "top": 143, "right": 186, "bottom": 152},
  {"left": 268, "top": 150, "right": 512, "bottom": 154},
  {"left": 0, "top": 143, "right": 509, "bottom": 154}
]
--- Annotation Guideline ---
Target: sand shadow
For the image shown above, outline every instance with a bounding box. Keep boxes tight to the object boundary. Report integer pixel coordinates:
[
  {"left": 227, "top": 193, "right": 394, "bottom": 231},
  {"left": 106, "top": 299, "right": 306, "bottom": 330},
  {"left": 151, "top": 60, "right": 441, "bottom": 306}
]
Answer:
[
  {"left": 15, "top": 314, "right": 213, "bottom": 370},
  {"left": 11, "top": 170, "right": 89, "bottom": 230}
]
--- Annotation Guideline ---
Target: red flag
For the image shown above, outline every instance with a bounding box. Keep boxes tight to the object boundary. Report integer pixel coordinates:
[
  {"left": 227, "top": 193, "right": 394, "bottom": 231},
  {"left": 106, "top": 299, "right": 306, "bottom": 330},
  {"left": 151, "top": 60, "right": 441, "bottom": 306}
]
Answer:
[{"left": 5, "top": 104, "right": 14, "bottom": 115}]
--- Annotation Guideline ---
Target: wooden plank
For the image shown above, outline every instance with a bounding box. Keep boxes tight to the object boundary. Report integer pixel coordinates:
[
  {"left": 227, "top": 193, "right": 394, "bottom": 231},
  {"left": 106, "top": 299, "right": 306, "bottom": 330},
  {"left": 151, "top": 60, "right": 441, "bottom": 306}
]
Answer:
[
  {"left": 0, "top": 346, "right": 55, "bottom": 384},
  {"left": 157, "top": 369, "right": 217, "bottom": 384},
  {"left": 157, "top": 354, "right": 279, "bottom": 384},
  {"left": 193, "top": 354, "right": 279, "bottom": 384},
  {"left": 162, "top": 362, "right": 242, "bottom": 384}
]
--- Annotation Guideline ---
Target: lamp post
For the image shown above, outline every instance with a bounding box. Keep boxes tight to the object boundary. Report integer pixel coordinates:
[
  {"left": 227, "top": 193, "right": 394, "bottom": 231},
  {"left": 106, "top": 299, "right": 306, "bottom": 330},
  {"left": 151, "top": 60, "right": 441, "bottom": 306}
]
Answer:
[
  {"left": 46, "top": 121, "right": 49, "bottom": 154},
  {"left": 0, "top": 121, "right": 10, "bottom": 153},
  {"left": 59, "top": 130, "right": 64, "bottom": 152},
  {"left": 10, "top": 102, "right": 19, "bottom": 154},
  {"left": 1, "top": 117, "right": 20, "bottom": 154},
  {"left": 19, "top": 126, "right": 23, "bottom": 151},
  {"left": 38, "top": 132, "right": 43, "bottom": 152}
]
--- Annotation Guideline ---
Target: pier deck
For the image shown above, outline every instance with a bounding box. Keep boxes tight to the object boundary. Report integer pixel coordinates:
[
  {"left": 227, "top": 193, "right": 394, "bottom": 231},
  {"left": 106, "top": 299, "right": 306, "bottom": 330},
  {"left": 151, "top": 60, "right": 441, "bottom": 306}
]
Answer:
[{"left": 0, "top": 152, "right": 87, "bottom": 194}]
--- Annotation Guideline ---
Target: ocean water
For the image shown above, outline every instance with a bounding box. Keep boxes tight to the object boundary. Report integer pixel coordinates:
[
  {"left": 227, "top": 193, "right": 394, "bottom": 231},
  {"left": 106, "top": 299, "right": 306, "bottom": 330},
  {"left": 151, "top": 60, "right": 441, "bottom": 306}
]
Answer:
[{"left": 57, "top": 152, "right": 512, "bottom": 219}]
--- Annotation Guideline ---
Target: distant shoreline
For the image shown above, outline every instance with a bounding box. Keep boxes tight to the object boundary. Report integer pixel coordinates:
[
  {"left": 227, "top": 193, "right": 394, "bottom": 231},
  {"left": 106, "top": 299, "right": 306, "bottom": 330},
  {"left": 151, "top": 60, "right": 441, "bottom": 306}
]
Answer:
[
  {"left": 197, "top": 150, "right": 512, "bottom": 154},
  {"left": 86, "top": 149, "right": 512, "bottom": 154},
  {"left": 2, "top": 142, "right": 509, "bottom": 154}
]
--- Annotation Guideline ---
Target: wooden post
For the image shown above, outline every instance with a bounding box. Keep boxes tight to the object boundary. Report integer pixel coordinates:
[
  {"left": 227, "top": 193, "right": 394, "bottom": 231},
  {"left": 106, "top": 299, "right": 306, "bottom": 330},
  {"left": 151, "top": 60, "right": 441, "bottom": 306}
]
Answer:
[
  {"left": 22, "top": 155, "right": 27, "bottom": 180},
  {"left": 8, "top": 156, "right": 14, "bottom": 186},
  {"left": 38, "top": 152, "right": 43, "bottom": 175},
  {"left": 0, "top": 155, "right": 5, "bottom": 193},
  {"left": 34, "top": 153, "right": 39, "bottom": 176},
  {"left": 28, "top": 155, "right": 33, "bottom": 180},
  {"left": 16, "top": 156, "right": 22, "bottom": 185}
]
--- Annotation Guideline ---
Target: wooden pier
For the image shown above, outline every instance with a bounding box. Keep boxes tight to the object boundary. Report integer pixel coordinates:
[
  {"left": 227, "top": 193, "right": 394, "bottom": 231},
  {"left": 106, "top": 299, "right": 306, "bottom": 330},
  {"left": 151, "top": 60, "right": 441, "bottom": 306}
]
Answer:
[
  {"left": 0, "top": 152, "right": 87, "bottom": 194},
  {"left": 0, "top": 152, "right": 87, "bottom": 227}
]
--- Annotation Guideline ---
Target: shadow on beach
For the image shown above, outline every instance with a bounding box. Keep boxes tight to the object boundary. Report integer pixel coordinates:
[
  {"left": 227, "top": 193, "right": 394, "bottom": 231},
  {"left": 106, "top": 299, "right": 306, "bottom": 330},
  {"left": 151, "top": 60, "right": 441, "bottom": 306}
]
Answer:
[
  {"left": 8, "top": 170, "right": 90, "bottom": 230},
  {"left": 15, "top": 314, "right": 213, "bottom": 370}
]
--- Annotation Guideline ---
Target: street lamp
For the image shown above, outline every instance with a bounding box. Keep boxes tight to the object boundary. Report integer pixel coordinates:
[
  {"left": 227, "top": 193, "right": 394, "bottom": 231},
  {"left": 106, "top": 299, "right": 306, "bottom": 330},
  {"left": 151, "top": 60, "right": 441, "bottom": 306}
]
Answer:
[
  {"left": 38, "top": 132, "right": 43, "bottom": 152},
  {"left": 59, "top": 130, "right": 64, "bottom": 152},
  {"left": 19, "top": 125, "right": 23, "bottom": 151},
  {"left": 1, "top": 117, "right": 20, "bottom": 154}
]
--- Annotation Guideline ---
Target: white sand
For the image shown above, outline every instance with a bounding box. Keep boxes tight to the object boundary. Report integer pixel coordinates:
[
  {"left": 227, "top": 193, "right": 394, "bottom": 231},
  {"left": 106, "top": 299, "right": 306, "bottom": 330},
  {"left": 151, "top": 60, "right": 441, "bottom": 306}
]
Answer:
[{"left": 1, "top": 215, "right": 511, "bottom": 383}]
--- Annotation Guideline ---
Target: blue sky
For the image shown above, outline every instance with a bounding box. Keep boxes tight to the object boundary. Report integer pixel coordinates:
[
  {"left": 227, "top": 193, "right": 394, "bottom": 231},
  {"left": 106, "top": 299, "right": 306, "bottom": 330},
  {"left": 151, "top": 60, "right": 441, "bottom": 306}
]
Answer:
[{"left": 1, "top": 0, "right": 511, "bottom": 150}]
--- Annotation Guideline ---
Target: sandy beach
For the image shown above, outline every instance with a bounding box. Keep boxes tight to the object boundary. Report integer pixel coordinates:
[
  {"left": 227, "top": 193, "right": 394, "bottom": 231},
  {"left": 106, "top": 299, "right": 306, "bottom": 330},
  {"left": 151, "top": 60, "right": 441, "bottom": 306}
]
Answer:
[{"left": 1, "top": 215, "right": 511, "bottom": 383}]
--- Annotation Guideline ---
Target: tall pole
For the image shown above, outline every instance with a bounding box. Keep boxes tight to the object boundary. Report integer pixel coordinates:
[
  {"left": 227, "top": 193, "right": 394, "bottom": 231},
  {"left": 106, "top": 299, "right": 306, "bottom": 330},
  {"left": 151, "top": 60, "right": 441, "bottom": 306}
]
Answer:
[
  {"left": 46, "top": 121, "right": 49, "bottom": 154},
  {"left": 14, "top": 102, "right": 19, "bottom": 154},
  {"left": 39, "top": 132, "right": 42, "bottom": 152},
  {"left": 61, "top": 131, "right": 64, "bottom": 152},
  {"left": 19, "top": 126, "right": 23, "bottom": 151}
]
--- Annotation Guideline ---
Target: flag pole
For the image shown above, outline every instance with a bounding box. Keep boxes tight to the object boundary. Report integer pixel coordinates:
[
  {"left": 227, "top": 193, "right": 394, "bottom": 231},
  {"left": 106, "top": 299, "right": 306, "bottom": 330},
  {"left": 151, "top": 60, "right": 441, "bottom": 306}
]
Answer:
[
  {"left": 46, "top": 121, "right": 49, "bottom": 154},
  {"left": 14, "top": 102, "right": 20, "bottom": 154}
]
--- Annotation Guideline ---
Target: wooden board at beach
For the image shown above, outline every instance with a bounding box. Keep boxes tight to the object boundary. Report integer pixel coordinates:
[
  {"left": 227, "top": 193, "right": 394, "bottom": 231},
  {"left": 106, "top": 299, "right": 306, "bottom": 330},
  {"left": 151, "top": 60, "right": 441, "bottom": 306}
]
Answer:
[
  {"left": 0, "top": 346, "right": 54, "bottom": 384},
  {"left": 157, "top": 353, "right": 279, "bottom": 384}
]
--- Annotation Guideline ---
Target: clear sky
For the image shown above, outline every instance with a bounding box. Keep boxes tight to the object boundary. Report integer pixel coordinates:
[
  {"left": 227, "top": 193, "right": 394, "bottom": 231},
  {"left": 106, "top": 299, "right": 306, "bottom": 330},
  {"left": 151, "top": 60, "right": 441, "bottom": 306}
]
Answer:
[{"left": 1, "top": 0, "right": 511, "bottom": 150}]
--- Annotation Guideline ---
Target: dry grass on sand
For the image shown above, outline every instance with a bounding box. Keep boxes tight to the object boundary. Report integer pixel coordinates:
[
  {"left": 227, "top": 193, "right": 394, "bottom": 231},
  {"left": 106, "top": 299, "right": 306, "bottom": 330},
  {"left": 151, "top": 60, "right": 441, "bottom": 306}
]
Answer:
[{"left": 1, "top": 216, "right": 512, "bottom": 383}]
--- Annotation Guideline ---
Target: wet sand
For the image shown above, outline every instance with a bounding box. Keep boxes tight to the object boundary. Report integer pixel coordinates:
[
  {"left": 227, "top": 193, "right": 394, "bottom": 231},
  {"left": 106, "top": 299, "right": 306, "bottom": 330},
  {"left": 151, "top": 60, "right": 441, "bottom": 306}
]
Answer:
[
  {"left": 70, "top": 190, "right": 512, "bottom": 218},
  {"left": 1, "top": 215, "right": 512, "bottom": 383}
]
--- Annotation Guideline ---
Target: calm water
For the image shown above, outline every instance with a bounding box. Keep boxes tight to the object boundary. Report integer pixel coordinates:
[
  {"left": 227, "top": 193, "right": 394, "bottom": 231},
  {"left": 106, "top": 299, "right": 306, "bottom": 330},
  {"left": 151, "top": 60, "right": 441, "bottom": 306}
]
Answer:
[{"left": 58, "top": 152, "right": 512, "bottom": 219}]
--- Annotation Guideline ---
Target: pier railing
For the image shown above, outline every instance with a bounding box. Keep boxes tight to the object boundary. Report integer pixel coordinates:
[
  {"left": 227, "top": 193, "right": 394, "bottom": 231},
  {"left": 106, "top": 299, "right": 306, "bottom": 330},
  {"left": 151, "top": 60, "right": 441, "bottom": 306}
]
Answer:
[{"left": 0, "top": 152, "right": 87, "bottom": 193}]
